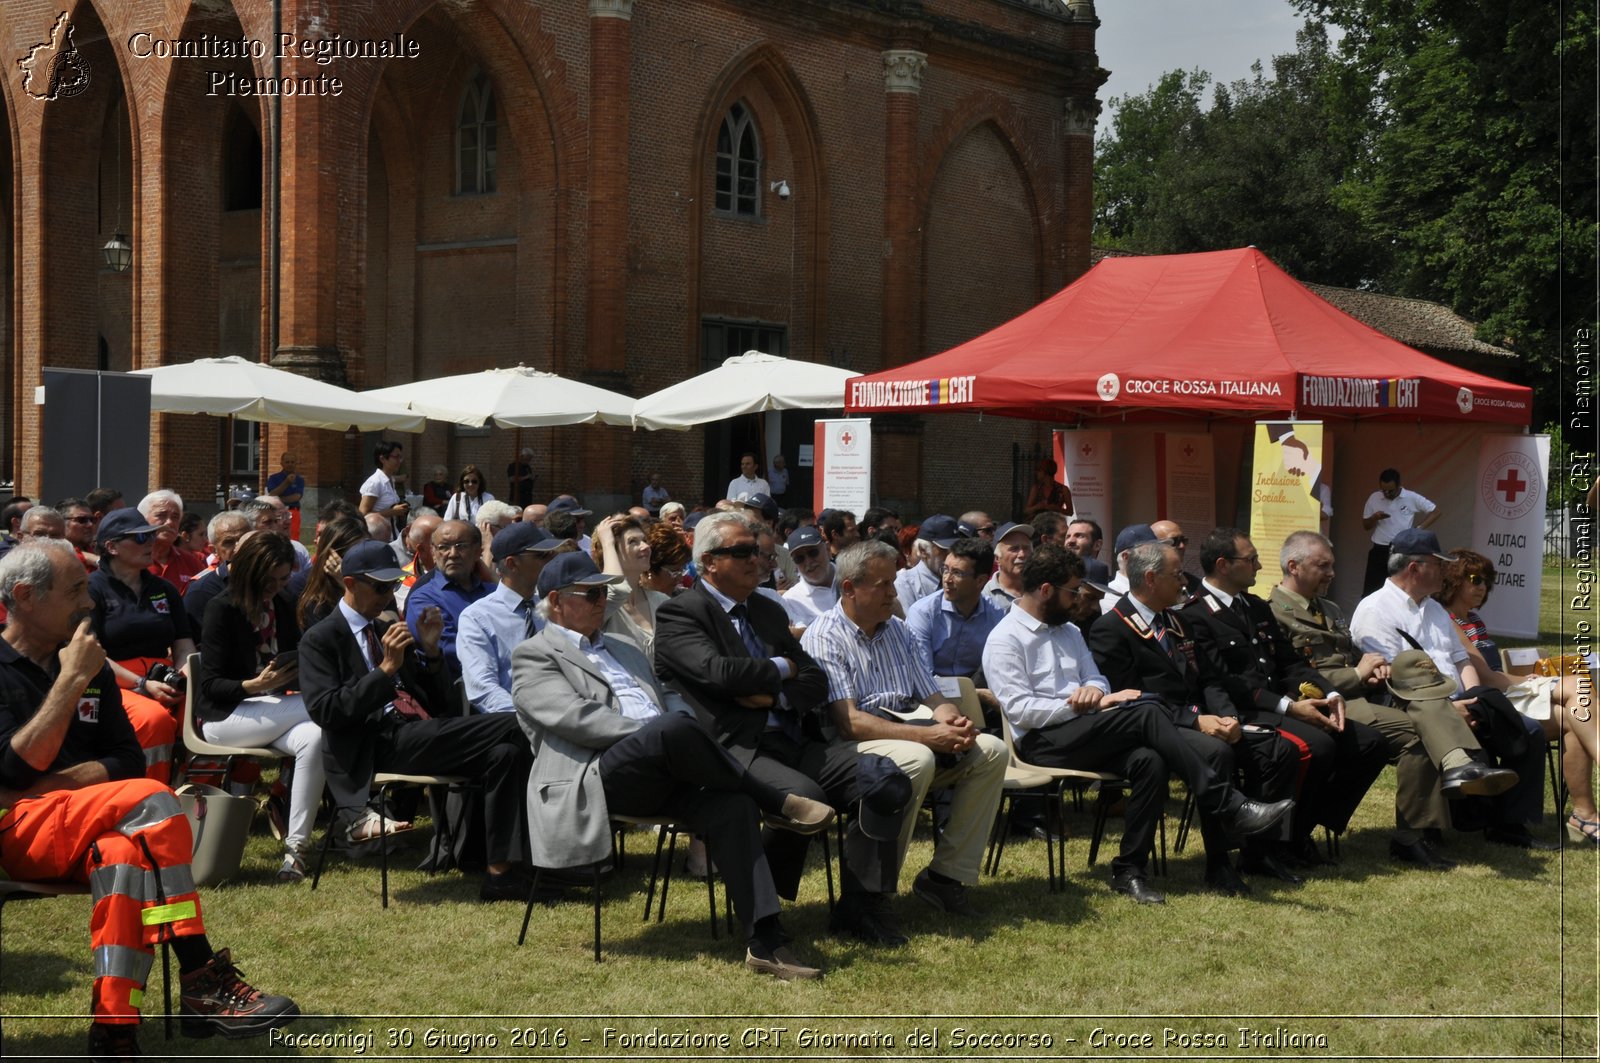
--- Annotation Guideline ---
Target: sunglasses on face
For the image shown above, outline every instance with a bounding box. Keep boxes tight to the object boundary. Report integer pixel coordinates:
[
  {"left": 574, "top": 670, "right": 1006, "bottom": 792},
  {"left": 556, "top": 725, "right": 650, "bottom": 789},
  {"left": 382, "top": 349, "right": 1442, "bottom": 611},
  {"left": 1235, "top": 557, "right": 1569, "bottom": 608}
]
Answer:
[
  {"left": 708, "top": 544, "right": 758, "bottom": 560},
  {"left": 67, "top": 516, "right": 95, "bottom": 525},
  {"left": 975, "top": 525, "right": 997, "bottom": 535},
  {"left": 356, "top": 575, "right": 399, "bottom": 593},
  {"left": 462, "top": 479, "right": 480, "bottom": 486},
  {"left": 113, "top": 531, "right": 154, "bottom": 545},
  {"left": 1163, "top": 536, "right": 1189, "bottom": 549},
  {"left": 560, "top": 586, "right": 608, "bottom": 604},
  {"left": 1465, "top": 573, "right": 1486, "bottom": 585}
]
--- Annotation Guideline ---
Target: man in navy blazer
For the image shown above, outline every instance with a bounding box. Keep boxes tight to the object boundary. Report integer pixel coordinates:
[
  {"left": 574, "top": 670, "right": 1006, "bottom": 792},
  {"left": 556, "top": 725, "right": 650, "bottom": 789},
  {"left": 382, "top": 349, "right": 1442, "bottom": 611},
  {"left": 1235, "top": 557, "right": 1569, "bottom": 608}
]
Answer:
[{"left": 299, "top": 540, "right": 532, "bottom": 901}]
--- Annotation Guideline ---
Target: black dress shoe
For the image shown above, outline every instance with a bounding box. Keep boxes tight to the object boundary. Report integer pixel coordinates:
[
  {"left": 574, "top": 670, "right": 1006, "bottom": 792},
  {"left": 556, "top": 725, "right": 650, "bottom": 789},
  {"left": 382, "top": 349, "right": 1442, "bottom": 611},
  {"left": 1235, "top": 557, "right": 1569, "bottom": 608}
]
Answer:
[
  {"left": 481, "top": 869, "right": 543, "bottom": 902},
  {"left": 1224, "top": 797, "right": 1295, "bottom": 838},
  {"left": 1389, "top": 837, "right": 1456, "bottom": 870},
  {"left": 1239, "top": 851, "right": 1304, "bottom": 884},
  {"left": 1440, "top": 762, "right": 1518, "bottom": 799},
  {"left": 1110, "top": 869, "right": 1166, "bottom": 905},
  {"left": 1484, "top": 825, "right": 1561, "bottom": 851},
  {"left": 1204, "top": 863, "right": 1253, "bottom": 896},
  {"left": 1284, "top": 837, "right": 1336, "bottom": 868},
  {"left": 828, "top": 893, "right": 909, "bottom": 947}
]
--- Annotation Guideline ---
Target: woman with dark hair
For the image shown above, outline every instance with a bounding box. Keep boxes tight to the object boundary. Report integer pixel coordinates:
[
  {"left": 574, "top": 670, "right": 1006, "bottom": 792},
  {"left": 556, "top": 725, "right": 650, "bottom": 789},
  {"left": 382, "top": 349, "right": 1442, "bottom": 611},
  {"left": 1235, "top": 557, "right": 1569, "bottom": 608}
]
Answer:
[
  {"left": 1437, "top": 548, "right": 1598, "bottom": 843},
  {"left": 640, "top": 520, "right": 691, "bottom": 597},
  {"left": 358, "top": 440, "right": 409, "bottom": 527},
  {"left": 197, "top": 532, "right": 322, "bottom": 880},
  {"left": 1023, "top": 457, "right": 1070, "bottom": 517},
  {"left": 297, "top": 516, "right": 368, "bottom": 631},
  {"left": 443, "top": 463, "right": 496, "bottom": 523}
]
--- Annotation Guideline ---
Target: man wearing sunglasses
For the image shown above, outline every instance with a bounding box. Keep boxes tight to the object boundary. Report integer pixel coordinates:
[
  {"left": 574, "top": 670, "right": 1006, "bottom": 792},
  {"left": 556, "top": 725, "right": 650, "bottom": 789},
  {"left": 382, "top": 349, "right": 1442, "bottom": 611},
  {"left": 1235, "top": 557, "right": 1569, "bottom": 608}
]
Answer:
[
  {"left": 1151, "top": 519, "right": 1203, "bottom": 601},
  {"left": 655, "top": 513, "right": 915, "bottom": 947},
  {"left": 781, "top": 525, "right": 837, "bottom": 632},
  {"left": 513, "top": 551, "right": 832, "bottom": 979},
  {"left": 300, "top": 540, "right": 533, "bottom": 901}
]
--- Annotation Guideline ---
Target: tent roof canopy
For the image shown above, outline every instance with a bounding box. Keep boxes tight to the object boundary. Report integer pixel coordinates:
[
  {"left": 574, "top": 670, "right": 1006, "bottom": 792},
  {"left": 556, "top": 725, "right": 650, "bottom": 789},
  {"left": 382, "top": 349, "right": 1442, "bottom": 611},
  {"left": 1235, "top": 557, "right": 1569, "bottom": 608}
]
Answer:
[{"left": 845, "top": 248, "right": 1531, "bottom": 425}]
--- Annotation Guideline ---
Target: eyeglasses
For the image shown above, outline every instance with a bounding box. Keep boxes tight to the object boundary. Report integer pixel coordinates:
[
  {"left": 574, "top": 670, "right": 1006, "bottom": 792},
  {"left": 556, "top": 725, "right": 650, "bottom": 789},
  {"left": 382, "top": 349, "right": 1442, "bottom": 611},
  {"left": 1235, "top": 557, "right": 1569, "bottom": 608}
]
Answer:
[
  {"left": 1224, "top": 553, "right": 1260, "bottom": 564},
  {"left": 113, "top": 531, "right": 154, "bottom": 545},
  {"left": 434, "top": 541, "right": 476, "bottom": 554},
  {"left": 1163, "top": 536, "right": 1189, "bottom": 549},
  {"left": 975, "top": 525, "right": 997, "bottom": 535},
  {"left": 707, "top": 544, "right": 758, "bottom": 560},
  {"left": 559, "top": 586, "right": 608, "bottom": 604},
  {"left": 940, "top": 566, "right": 976, "bottom": 580},
  {"left": 1465, "top": 573, "right": 1486, "bottom": 585},
  {"left": 67, "top": 516, "right": 95, "bottom": 525},
  {"left": 462, "top": 479, "right": 481, "bottom": 486},
  {"left": 791, "top": 548, "right": 822, "bottom": 563},
  {"left": 356, "top": 575, "right": 399, "bottom": 592}
]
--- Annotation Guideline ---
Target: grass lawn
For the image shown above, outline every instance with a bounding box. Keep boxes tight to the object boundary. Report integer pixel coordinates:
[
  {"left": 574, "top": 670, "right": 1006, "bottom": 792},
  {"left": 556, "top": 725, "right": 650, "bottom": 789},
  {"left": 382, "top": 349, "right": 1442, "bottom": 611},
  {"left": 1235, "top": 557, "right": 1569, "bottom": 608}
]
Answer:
[{"left": 1, "top": 564, "right": 1593, "bottom": 1061}]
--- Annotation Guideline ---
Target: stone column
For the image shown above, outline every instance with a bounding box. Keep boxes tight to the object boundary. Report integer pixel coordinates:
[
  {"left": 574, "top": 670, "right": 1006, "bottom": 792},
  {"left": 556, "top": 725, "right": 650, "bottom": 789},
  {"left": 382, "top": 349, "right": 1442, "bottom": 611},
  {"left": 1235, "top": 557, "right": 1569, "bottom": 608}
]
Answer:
[
  {"left": 881, "top": 48, "right": 927, "bottom": 368},
  {"left": 1062, "top": 96, "right": 1099, "bottom": 283}
]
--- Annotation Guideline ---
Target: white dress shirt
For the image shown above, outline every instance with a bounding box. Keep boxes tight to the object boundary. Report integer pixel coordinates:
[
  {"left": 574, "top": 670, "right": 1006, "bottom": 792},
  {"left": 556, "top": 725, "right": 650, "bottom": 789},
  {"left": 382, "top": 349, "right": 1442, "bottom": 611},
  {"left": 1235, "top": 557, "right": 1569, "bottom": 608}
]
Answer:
[
  {"left": 1349, "top": 578, "right": 1469, "bottom": 681},
  {"left": 1363, "top": 487, "right": 1436, "bottom": 545},
  {"left": 982, "top": 606, "right": 1109, "bottom": 738}
]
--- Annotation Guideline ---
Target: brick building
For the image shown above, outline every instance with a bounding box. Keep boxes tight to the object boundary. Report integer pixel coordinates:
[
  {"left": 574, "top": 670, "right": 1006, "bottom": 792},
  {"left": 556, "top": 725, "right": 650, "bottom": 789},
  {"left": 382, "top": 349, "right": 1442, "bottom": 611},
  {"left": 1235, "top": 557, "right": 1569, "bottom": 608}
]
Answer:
[{"left": 1, "top": 0, "right": 1101, "bottom": 518}]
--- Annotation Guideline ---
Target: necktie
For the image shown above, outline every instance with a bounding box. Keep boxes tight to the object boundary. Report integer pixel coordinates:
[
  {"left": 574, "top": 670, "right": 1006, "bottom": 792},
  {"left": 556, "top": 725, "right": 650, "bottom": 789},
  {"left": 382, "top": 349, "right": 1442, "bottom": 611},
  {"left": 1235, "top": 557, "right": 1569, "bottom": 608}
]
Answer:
[
  {"left": 518, "top": 599, "right": 538, "bottom": 641},
  {"left": 1152, "top": 612, "right": 1180, "bottom": 664},
  {"left": 362, "top": 623, "right": 430, "bottom": 721},
  {"left": 1231, "top": 595, "right": 1251, "bottom": 626},
  {"left": 728, "top": 603, "right": 767, "bottom": 660}
]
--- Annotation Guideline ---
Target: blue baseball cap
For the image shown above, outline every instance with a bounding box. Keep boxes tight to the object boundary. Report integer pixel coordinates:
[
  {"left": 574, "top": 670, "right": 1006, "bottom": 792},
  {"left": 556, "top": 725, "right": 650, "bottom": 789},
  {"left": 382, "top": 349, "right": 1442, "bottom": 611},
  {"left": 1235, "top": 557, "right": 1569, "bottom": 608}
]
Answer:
[
  {"left": 95, "top": 508, "right": 162, "bottom": 549},
  {"left": 491, "top": 522, "right": 570, "bottom": 562},
  {"left": 535, "top": 551, "right": 621, "bottom": 599},
  {"left": 341, "top": 540, "right": 406, "bottom": 582},
  {"left": 918, "top": 514, "right": 962, "bottom": 549},
  {"left": 786, "top": 525, "right": 823, "bottom": 553},
  {"left": 1390, "top": 528, "right": 1454, "bottom": 561},
  {"left": 1113, "top": 523, "right": 1157, "bottom": 556}
]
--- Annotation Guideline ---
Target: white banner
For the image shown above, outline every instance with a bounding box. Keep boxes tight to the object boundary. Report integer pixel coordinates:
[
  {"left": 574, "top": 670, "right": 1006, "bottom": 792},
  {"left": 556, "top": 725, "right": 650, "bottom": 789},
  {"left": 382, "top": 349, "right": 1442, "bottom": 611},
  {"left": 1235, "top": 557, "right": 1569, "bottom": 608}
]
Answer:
[
  {"left": 1157, "top": 433, "right": 1215, "bottom": 577},
  {"left": 1472, "top": 434, "right": 1549, "bottom": 639},
  {"left": 813, "top": 418, "right": 872, "bottom": 518},
  {"left": 1055, "top": 429, "right": 1113, "bottom": 563}
]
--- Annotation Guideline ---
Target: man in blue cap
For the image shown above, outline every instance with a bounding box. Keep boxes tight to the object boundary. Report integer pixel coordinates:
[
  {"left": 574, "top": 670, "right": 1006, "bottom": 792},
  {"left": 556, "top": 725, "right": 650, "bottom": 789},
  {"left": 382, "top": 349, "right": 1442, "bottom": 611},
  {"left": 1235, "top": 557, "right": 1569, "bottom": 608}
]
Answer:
[
  {"left": 513, "top": 551, "right": 834, "bottom": 978},
  {"left": 456, "top": 524, "right": 574, "bottom": 713},
  {"left": 299, "top": 540, "right": 534, "bottom": 900},
  {"left": 895, "top": 514, "right": 961, "bottom": 614}
]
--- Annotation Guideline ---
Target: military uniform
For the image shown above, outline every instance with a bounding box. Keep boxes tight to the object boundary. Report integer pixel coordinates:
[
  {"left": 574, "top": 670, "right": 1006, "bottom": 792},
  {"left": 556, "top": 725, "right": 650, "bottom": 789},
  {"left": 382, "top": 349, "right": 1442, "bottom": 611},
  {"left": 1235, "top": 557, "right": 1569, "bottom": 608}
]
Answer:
[{"left": 1267, "top": 585, "right": 1479, "bottom": 834}]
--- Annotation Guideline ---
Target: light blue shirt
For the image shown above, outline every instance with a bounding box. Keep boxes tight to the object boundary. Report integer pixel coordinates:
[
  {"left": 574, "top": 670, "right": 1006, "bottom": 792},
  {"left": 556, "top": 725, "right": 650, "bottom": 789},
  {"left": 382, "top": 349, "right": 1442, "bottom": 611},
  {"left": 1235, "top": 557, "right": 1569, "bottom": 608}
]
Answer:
[
  {"left": 982, "top": 605, "right": 1109, "bottom": 738},
  {"left": 548, "top": 623, "right": 659, "bottom": 723},
  {"left": 904, "top": 589, "right": 1007, "bottom": 678},
  {"left": 894, "top": 563, "right": 941, "bottom": 616},
  {"left": 456, "top": 581, "right": 540, "bottom": 713}
]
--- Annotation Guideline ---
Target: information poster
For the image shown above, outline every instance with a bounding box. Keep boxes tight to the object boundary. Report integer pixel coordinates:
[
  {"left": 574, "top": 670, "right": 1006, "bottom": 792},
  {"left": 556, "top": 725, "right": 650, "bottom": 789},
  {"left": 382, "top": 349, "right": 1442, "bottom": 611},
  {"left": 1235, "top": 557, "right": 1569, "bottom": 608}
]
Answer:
[
  {"left": 1248, "top": 421, "right": 1329, "bottom": 592},
  {"left": 1471, "top": 434, "right": 1549, "bottom": 639},
  {"left": 1055, "top": 429, "right": 1113, "bottom": 562},
  {"left": 813, "top": 418, "right": 872, "bottom": 518}
]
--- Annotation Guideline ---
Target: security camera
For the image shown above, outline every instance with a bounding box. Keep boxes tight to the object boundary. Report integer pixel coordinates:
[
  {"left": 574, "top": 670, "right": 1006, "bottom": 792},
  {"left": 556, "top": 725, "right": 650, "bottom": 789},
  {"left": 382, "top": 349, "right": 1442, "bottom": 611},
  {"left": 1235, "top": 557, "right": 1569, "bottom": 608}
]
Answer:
[{"left": 771, "top": 180, "right": 791, "bottom": 200}]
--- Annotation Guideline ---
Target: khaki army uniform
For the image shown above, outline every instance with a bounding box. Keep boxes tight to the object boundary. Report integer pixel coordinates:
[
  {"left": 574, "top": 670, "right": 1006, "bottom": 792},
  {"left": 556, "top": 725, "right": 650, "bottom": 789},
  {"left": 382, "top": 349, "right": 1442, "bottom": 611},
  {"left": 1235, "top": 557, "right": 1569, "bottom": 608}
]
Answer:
[{"left": 1268, "top": 585, "right": 1482, "bottom": 835}]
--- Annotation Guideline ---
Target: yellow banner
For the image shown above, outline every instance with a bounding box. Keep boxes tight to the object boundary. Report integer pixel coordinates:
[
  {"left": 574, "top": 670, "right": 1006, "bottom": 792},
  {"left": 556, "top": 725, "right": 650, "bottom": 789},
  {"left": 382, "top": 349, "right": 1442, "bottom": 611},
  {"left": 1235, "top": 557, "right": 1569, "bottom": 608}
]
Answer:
[{"left": 1248, "top": 421, "right": 1329, "bottom": 593}]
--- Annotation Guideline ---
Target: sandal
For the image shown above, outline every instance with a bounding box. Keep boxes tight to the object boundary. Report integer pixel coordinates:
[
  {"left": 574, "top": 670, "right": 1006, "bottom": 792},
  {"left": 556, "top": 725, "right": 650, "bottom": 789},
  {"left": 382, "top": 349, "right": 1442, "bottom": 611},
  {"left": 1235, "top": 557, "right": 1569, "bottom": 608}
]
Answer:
[
  {"left": 276, "top": 851, "right": 308, "bottom": 883},
  {"left": 344, "top": 808, "right": 413, "bottom": 846},
  {"left": 1566, "top": 812, "right": 1600, "bottom": 846}
]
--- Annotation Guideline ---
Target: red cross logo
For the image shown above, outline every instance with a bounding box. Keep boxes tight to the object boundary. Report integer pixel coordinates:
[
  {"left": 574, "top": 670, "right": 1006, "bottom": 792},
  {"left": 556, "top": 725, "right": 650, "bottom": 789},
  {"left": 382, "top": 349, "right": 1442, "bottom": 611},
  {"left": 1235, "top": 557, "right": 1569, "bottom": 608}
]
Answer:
[
  {"left": 840, "top": 431, "right": 853, "bottom": 446},
  {"left": 1182, "top": 444, "right": 1195, "bottom": 459},
  {"left": 1080, "top": 443, "right": 1093, "bottom": 457},
  {"left": 1496, "top": 468, "right": 1526, "bottom": 503}
]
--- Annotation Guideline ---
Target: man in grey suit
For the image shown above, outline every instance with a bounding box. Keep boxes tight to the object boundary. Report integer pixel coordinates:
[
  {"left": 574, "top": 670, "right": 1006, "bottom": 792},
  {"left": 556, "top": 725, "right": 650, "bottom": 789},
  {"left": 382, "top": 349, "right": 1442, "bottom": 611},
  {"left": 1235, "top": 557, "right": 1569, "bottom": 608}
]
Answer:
[{"left": 511, "top": 552, "right": 833, "bottom": 980}]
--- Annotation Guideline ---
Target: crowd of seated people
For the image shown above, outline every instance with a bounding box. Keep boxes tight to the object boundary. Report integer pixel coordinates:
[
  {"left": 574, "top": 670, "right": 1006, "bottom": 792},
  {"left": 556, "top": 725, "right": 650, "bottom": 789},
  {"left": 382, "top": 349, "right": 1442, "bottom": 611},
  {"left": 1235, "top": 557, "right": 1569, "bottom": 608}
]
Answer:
[{"left": 0, "top": 453, "right": 1590, "bottom": 1056}]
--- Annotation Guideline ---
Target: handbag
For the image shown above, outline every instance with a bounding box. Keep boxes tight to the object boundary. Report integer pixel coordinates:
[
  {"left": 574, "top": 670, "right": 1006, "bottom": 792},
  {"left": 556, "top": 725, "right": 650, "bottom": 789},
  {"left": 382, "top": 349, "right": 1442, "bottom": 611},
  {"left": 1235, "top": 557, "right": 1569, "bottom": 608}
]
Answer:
[{"left": 175, "top": 783, "right": 256, "bottom": 886}]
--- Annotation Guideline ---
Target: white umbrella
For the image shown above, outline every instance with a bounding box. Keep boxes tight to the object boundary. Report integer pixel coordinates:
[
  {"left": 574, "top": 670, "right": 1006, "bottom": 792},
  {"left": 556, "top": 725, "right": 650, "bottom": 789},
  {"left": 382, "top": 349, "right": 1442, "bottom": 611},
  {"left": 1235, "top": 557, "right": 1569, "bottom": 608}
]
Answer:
[
  {"left": 133, "top": 355, "right": 424, "bottom": 432},
  {"left": 366, "top": 365, "right": 635, "bottom": 428},
  {"left": 631, "top": 351, "right": 860, "bottom": 430}
]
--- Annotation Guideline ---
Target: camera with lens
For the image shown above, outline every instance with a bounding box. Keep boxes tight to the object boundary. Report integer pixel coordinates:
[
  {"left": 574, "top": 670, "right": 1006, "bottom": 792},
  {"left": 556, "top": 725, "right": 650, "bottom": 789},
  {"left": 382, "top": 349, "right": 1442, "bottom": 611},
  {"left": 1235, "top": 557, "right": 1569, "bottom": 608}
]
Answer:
[{"left": 146, "top": 662, "right": 186, "bottom": 694}]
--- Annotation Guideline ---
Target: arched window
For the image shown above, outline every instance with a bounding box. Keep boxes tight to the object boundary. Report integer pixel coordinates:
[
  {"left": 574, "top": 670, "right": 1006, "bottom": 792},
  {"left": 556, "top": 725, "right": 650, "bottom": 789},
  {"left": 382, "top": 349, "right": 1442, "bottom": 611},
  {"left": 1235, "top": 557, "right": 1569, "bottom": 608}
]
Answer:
[
  {"left": 714, "top": 102, "right": 760, "bottom": 216},
  {"left": 221, "top": 108, "right": 262, "bottom": 211},
  {"left": 456, "top": 69, "right": 497, "bottom": 195}
]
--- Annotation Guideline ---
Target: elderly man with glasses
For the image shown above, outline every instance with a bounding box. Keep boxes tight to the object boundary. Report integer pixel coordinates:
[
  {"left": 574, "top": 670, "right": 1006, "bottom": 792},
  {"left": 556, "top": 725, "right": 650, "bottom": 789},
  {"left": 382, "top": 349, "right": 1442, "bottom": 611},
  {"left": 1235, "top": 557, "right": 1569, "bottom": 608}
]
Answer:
[{"left": 404, "top": 519, "right": 493, "bottom": 677}]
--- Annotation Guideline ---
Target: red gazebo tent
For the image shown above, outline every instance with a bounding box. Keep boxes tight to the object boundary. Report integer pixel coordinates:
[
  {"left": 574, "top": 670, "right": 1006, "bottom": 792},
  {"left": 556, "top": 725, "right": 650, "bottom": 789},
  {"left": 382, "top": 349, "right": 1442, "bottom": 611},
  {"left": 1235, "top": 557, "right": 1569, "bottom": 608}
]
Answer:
[{"left": 845, "top": 248, "right": 1532, "bottom": 425}]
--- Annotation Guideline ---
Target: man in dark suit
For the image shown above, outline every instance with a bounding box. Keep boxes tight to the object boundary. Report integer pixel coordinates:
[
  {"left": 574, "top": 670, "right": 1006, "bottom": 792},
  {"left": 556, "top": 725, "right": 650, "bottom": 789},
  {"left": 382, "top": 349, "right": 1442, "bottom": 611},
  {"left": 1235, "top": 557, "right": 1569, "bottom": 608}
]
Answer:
[
  {"left": 1087, "top": 540, "right": 1298, "bottom": 896},
  {"left": 1182, "top": 528, "right": 1388, "bottom": 878},
  {"left": 512, "top": 552, "right": 831, "bottom": 979},
  {"left": 299, "top": 540, "right": 533, "bottom": 901},
  {"left": 654, "top": 512, "right": 916, "bottom": 947}
]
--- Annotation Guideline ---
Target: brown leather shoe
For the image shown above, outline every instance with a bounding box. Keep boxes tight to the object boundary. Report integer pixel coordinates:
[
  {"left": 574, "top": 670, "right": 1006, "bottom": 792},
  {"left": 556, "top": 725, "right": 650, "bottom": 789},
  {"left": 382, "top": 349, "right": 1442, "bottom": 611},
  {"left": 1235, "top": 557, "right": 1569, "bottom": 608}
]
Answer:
[
  {"left": 745, "top": 943, "right": 823, "bottom": 980},
  {"left": 765, "top": 794, "right": 836, "bottom": 835}
]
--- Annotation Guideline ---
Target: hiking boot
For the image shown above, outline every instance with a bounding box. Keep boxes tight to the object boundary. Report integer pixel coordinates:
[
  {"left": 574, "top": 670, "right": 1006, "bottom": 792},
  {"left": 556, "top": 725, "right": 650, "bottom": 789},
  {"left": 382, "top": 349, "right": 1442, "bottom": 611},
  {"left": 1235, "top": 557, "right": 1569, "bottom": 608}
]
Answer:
[
  {"left": 87, "top": 1021, "right": 142, "bottom": 1061},
  {"left": 180, "top": 948, "right": 299, "bottom": 1039}
]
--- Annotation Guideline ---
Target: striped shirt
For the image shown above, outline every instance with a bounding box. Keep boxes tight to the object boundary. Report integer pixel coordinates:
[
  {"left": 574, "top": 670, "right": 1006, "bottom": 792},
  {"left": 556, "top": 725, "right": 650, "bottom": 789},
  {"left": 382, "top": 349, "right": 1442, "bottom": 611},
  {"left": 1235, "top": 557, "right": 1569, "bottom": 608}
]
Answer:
[{"left": 801, "top": 603, "right": 939, "bottom": 719}]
